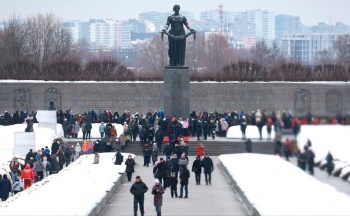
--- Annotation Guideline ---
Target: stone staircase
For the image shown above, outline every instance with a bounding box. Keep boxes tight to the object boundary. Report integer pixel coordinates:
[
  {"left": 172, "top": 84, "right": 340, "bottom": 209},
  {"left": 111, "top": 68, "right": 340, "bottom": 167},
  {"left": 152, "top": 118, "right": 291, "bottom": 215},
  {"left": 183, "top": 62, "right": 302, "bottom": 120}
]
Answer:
[{"left": 114, "top": 140, "right": 275, "bottom": 156}]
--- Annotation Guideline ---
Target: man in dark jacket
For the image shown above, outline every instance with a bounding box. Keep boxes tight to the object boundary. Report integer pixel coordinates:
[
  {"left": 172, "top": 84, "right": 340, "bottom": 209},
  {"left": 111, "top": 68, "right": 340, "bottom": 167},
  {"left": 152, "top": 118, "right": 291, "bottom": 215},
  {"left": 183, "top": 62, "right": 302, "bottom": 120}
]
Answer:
[
  {"left": 201, "top": 153, "right": 214, "bottom": 185},
  {"left": 170, "top": 154, "right": 179, "bottom": 178},
  {"left": 85, "top": 121, "right": 92, "bottom": 139},
  {"left": 139, "top": 128, "right": 147, "bottom": 147},
  {"left": 64, "top": 147, "right": 72, "bottom": 167},
  {"left": 113, "top": 149, "right": 124, "bottom": 165},
  {"left": 155, "top": 129, "right": 165, "bottom": 152},
  {"left": 178, "top": 166, "right": 190, "bottom": 198},
  {"left": 51, "top": 140, "right": 59, "bottom": 156},
  {"left": 156, "top": 158, "right": 170, "bottom": 189},
  {"left": 0, "top": 174, "right": 12, "bottom": 201},
  {"left": 125, "top": 155, "right": 136, "bottom": 182},
  {"left": 130, "top": 176, "right": 148, "bottom": 216}
]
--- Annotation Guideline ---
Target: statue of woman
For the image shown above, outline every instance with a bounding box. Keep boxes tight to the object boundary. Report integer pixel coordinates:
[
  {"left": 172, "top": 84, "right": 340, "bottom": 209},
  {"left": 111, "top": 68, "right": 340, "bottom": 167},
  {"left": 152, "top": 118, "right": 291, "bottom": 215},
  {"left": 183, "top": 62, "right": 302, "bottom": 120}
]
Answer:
[{"left": 161, "top": 5, "right": 196, "bottom": 66}]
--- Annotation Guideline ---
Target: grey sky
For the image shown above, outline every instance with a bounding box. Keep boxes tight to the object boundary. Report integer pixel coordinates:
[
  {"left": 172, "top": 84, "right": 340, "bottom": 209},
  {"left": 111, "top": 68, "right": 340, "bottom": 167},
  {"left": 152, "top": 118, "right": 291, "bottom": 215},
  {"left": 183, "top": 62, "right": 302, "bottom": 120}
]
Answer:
[{"left": 1, "top": 0, "right": 350, "bottom": 26}]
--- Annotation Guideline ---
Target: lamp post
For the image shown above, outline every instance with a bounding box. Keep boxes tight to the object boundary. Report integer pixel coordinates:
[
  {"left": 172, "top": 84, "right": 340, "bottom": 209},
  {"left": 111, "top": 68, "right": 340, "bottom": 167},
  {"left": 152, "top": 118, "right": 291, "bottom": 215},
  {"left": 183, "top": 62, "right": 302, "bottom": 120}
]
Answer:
[
  {"left": 125, "top": 55, "right": 128, "bottom": 67},
  {"left": 193, "top": 59, "right": 197, "bottom": 73}
]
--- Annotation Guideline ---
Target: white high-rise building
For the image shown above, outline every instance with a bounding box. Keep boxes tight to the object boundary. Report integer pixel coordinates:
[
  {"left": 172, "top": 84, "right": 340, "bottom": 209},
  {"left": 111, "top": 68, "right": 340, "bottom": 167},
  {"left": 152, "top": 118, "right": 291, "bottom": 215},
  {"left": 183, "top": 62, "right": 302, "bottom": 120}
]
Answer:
[
  {"left": 281, "top": 33, "right": 339, "bottom": 64},
  {"left": 235, "top": 10, "right": 275, "bottom": 43}
]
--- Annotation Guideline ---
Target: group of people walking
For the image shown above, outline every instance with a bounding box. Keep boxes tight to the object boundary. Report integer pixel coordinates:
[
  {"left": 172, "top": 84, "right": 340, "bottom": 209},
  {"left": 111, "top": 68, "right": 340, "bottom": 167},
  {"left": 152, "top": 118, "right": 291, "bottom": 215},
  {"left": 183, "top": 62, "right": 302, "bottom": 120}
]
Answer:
[{"left": 127, "top": 152, "right": 214, "bottom": 216}]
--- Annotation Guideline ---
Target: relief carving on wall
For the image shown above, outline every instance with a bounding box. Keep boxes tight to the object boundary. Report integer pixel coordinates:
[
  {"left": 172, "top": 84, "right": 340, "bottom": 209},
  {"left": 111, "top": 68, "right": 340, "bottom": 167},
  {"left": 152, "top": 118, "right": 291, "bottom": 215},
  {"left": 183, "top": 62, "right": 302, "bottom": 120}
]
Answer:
[
  {"left": 326, "top": 89, "right": 342, "bottom": 114},
  {"left": 294, "top": 88, "right": 311, "bottom": 113},
  {"left": 14, "top": 88, "right": 31, "bottom": 111},
  {"left": 44, "top": 87, "right": 61, "bottom": 110}
]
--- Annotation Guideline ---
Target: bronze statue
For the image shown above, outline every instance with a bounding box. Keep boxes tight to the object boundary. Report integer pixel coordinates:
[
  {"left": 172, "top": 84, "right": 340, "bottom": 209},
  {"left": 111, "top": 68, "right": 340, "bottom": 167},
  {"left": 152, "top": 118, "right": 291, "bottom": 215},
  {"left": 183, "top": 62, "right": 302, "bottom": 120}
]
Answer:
[{"left": 161, "top": 5, "right": 196, "bottom": 67}]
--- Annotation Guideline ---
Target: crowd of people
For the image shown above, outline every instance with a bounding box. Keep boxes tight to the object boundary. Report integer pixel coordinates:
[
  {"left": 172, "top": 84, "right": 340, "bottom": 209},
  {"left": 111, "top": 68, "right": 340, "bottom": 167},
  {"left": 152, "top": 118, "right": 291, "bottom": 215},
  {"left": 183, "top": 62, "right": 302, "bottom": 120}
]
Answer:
[{"left": 128, "top": 148, "right": 214, "bottom": 216}]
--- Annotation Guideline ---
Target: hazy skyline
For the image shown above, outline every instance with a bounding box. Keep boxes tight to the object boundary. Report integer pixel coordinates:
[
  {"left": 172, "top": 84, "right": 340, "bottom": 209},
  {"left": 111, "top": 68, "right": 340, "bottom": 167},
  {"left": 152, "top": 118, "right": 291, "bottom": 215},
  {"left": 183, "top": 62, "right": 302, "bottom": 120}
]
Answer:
[{"left": 1, "top": 0, "right": 350, "bottom": 26}]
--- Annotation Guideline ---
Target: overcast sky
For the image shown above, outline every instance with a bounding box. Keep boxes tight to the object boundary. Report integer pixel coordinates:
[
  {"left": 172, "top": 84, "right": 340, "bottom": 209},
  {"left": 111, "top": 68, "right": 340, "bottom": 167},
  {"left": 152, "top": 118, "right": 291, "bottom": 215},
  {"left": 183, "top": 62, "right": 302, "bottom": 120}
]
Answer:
[{"left": 1, "top": 0, "right": 350, "bottom": 26}]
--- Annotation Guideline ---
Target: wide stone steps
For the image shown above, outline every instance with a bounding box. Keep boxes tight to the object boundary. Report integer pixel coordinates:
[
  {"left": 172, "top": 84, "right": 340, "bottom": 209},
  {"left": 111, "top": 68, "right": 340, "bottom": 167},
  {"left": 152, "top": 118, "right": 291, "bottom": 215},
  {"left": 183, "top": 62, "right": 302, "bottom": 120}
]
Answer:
[{"left": 66, "top": 140, "right": 275, "bottom": 156}]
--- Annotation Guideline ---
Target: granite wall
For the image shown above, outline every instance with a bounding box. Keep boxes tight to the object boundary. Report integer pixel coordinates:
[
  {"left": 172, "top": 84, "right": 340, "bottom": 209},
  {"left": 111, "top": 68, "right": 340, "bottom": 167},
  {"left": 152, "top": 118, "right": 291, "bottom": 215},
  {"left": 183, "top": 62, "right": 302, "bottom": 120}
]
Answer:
[{"left": 0, "top": 81, "right": 349, "bottom": 116}]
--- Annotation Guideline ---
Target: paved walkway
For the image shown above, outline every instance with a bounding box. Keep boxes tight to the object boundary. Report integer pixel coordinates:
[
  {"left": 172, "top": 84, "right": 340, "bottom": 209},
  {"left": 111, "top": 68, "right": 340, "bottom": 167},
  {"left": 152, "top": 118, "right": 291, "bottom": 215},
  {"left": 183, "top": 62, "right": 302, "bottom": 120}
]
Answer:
[
  {"left": 288, "top": 157, "right": 350, "bottom": 196},
  {"left": 102, "top": 156, "right": 246, "bottom": 216}
]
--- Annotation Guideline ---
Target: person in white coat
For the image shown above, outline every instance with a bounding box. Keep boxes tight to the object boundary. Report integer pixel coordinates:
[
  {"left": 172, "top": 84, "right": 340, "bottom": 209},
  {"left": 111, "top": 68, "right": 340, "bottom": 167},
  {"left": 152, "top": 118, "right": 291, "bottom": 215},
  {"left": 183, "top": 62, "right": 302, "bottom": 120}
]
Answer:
[{"left": 75, "top": 143, "right": 81, "bottom": 159}]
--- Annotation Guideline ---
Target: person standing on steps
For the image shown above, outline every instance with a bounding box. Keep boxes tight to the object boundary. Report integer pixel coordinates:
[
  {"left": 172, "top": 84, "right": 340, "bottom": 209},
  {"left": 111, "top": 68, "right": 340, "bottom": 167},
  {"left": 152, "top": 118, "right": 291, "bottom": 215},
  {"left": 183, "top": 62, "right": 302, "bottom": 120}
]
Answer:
[
  {"left": 125, "top": 155, "right": 136, "bottom": 182},
  {"left": 130, "top": 176, "right": 148, "bottom": 216},
  {"left": 192, "top": 155, "right": 202, "bottom": 185},
  {"left": 201, "top": 153, "right": 214, "bottom": 185},
  {"left": 178, "top": 165, "right": 190, "bottom": 198},
  {"left": 152, "top": 178, "right": 164, "bottom": 216}
]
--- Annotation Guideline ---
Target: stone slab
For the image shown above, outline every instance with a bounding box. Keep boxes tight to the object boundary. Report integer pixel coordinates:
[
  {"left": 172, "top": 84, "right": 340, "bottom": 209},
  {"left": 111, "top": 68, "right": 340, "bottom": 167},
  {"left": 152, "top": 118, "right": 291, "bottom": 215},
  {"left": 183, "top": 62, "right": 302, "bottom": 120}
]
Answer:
[
  {"left": 13, "top": 132, "right": 35, "bottom": 155},
  {"left": 164, "top": 67, "right": 190, "bottom": 117}
]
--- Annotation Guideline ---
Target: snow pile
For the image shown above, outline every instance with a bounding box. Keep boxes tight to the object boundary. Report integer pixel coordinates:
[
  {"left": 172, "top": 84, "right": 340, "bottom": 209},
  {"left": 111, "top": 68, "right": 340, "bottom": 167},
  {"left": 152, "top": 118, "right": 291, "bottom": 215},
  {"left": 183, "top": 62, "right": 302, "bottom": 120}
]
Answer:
[
  {"left": 227, "top": 125, "right": 275, "bottom": 139},
  {"left": 0, "top": 152, "right": 134, "bottom": 215},
  {"left": 219, "top": 153, "right": 350, "bottom": 216},
  {"left": 0, "top": 124, "right": 63, "bottom": 164}
]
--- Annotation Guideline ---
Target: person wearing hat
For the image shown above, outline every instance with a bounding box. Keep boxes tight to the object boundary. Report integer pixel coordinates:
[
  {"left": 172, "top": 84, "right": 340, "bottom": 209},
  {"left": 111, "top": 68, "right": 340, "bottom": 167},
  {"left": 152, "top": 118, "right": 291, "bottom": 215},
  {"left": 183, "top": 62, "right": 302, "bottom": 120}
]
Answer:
[
  {"left": 130, "top": 176, "right": 148, "bottom": 216},
  {"left": 152, "top": 178, "right": 164, "bottom": 216},
  {"left": 201, "top": 153, "right": 214, "bottom": 185}
]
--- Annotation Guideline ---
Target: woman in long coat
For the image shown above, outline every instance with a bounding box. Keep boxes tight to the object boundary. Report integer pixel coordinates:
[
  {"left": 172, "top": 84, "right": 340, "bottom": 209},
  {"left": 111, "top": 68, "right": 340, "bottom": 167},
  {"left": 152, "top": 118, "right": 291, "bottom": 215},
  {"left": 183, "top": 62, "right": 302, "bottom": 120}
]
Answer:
[
  {"left": 152, "top": 178, "right": 164, "bottom": 216},
  {"left": 125, "top": 155, "right": 135, "bottom": 182}
]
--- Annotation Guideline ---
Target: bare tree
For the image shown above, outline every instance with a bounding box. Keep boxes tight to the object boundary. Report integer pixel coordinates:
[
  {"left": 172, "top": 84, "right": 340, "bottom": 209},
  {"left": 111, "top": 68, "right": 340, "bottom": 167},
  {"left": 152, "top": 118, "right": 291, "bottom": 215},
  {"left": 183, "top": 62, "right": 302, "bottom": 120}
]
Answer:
[
  {"left": 334, "top": 34, "right": 350, "bottom": 67},
  {"left": 250, "top": 39, "right": 271, "bottom": 69},
  {"left": 25, "top": 13, "right": 74, "bottom": 70},
  {"left": 185, "top": 34, "right": 206, "bottom": 73},
  {"left": 137, "top": 35, "right": 168, "bottom": 74},
  {"left": 204, "top": 33, "right": 235, "bottom": 73},
  {"left": 0, "top": 14, "right": 28, "bottom": 69}
]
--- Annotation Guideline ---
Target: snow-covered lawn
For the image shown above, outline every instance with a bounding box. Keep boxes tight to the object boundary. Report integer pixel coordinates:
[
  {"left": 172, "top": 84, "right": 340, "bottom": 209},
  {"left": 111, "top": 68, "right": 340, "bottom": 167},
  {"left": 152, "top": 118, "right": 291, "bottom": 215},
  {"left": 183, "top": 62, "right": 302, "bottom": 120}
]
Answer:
[
  {"left": 0, "top": 152, "right": 134, "bottom": 215},
  {"left": 219, "top": 153, "right": 350, "bottom": 216},
  {"left": 227, "top": 125, "right": 275, "bottom": 139}
]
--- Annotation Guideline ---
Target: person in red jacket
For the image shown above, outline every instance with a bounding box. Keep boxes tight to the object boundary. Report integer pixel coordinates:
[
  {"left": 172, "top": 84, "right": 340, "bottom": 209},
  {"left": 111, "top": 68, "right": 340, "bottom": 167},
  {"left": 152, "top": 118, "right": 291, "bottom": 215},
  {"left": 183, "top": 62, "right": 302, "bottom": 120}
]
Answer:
[
  {"left": 21, "top": 163, "right": 34, "bottom": 189},
  {"left": 197, "top": 143, "right": 204, "bottom": 159}
]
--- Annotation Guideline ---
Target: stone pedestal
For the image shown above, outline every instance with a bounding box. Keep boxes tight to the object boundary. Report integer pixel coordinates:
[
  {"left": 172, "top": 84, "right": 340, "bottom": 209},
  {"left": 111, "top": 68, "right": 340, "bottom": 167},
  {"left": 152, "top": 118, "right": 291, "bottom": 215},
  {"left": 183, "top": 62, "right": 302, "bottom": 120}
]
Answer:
[{"left": 164, "top": 66, "right": 190, "bottom": 118}]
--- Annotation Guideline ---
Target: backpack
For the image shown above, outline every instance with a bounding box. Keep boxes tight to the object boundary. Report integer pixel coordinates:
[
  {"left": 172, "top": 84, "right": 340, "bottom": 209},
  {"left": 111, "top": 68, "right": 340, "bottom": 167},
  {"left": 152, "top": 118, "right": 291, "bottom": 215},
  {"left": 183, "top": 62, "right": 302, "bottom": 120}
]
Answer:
[{"left": 46, "top": 162, "right": 51, "bottom": 171}]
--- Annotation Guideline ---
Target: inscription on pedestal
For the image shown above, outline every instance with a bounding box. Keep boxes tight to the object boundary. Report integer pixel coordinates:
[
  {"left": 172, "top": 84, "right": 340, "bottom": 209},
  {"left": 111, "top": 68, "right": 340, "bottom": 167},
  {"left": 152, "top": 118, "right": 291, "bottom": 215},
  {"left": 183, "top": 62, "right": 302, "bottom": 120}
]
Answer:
[{"left": 191, "top": 89, "right": 276, "bottom": 112}]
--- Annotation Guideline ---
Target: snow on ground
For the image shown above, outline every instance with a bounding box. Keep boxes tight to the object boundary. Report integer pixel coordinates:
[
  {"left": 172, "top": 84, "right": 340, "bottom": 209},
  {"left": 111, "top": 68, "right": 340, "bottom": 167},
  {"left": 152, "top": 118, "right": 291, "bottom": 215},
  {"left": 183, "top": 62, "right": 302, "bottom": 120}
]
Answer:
[
  {"left": 226, "top": 125, "right": 275, "bottom": 139},
  {"left": 0, "top": 152, "right": 135, "bottom": 215},
  {"left": 296, "top": 125, "right": 350, "bottom": 164},
  {"left": 0, "top": 124, "right": 63, "bottom": 164},
  {"left": 219, "top": 153, "right": 350, "bottom": 216},
  {"left": 0, "top": 123, "right": 124, "bottom": 165}
]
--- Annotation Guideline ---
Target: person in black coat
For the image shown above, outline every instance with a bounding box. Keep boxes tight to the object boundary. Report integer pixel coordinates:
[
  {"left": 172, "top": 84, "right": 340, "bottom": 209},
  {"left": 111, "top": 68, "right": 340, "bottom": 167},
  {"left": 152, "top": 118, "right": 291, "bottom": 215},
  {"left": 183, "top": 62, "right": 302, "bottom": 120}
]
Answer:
[
  {"left": 306, "top": 146, "right": 315, "bottom": 175},
  {"left": 163, "top": 143, "right": 173, "bottom": 158},
  {"left": 326, "top": 151, "right": 334, "bottom": 175},
  {"left": 155, "top": 129, "right": 165, "bottom": 152},
  {"left": 85, "top": 122, "right": 92, "bottom": 139},
  {"left": 0, "top": 174, "right": 12, "bottom": 201},
  {"left": 156, "top": 158, "right": 170, "bottom": 188},
  {"left": 139, "top": 128, "right": 147, "bottom": 147},
  {"left": 178, "top": 166, "right": 190, "bottom": 198},
  {"left": 113, "top": 149, "right": 124, "bottom": 165},
  {"left": 130, "top": 176, "right": 148, "bottom": 216},
  {"left": 51, "top": 140, "right": 59, "bottom": 156},
  {"left": 201, "top": 153, "right": 214, "bottom": 185},
  {"left": 240, "top": 118, "right": 247, "bottom": 140},
  {"left": 125, "top": 155, "right": 136, "bottom": 182},
  {"left": 142, "top": 144, "right": 152, "bottom": 167},
  {"left": 191, "top": 155, "right": 202, "bottom": 185},
  {"left": 245, "top": 139, "right": 252, "bottom": 153},
  {"left": 196, "top": 121, "right": 202, "bottom": 141}
]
